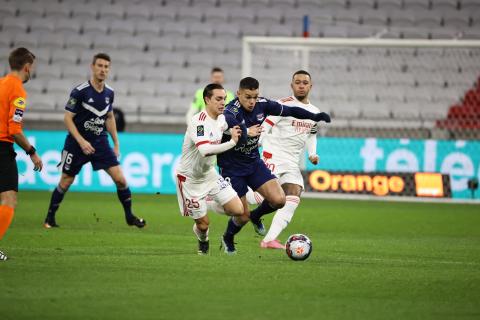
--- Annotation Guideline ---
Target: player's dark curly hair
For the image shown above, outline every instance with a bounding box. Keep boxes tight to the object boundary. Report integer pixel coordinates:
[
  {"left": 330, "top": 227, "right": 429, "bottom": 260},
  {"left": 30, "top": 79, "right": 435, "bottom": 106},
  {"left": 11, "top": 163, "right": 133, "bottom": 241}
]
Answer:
[
  {"left": 203, "top": 83, "right": 225, "bottom": 103},
  {"left": 9, "top": 47, "right": 35, "bottom": 71},
  {"left": 239, "top": 77, "right": 259, "bottom": 90},
  {"left": 92, "top": 53, "right": 111, "bottom": 65}
]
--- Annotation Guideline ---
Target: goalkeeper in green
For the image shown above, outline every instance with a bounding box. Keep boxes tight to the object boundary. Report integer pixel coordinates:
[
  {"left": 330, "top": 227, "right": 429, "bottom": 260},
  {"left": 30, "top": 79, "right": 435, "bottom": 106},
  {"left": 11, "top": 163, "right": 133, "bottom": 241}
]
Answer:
[{"left": 186, "top": 67, "right": 235, "bottom": 123}]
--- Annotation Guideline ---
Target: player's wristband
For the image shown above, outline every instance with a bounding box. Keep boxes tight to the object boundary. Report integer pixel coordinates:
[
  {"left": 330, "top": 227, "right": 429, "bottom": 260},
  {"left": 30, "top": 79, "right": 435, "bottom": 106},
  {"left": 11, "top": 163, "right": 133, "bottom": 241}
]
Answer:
[{"left": 26, "top": 146, "right": 36, "bottom": 156}]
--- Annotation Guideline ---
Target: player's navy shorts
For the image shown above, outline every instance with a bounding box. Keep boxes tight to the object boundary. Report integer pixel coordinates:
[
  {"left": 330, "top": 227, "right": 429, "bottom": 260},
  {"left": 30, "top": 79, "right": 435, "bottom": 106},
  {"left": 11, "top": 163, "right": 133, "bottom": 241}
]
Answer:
[
  {"left": 220, "top": 158, "right": 276, "bottom": 198},
  {"left": 60, "top": 136, "right": 119, "bottom": 176},
  {"left": 0, "top": 141, "right": 18, "bottom": 193}
]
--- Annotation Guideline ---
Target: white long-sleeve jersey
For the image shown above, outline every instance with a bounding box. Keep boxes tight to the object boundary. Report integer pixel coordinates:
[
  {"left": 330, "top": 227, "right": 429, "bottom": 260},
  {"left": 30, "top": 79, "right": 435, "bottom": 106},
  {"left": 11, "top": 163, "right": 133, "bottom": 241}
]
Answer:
[
  {"left": 177, "top": 111, "right": 235, "bottom": 183},
  {"left": 260, "top": 96, "right": 319, "bottom": 171}
]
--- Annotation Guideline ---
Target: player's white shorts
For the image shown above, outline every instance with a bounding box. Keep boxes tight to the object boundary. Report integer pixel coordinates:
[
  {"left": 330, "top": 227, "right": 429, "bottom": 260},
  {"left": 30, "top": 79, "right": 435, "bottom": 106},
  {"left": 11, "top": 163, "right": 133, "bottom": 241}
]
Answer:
[
  {"left": 175, "top": 173, "right": 237, "bottom": 220},
  {"left": 275, "top": 168, "right": 305, "bottom": 190},
  {"left": 263, "top": 153, "right": 305, "bottom": 190}
]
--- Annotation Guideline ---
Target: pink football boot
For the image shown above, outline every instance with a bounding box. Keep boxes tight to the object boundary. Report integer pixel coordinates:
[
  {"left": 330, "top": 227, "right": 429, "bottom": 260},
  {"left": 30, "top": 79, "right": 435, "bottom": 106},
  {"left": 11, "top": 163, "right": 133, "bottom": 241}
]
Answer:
[{"left": 260, "top": 239, "right": 286, "bottom": 249}]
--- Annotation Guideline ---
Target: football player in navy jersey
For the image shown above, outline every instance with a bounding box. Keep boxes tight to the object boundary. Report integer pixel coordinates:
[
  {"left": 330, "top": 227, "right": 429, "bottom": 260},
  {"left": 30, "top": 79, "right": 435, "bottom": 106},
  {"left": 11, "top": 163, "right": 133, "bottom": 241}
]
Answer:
[
  {"left": 43, "top": 53, "right": 146, "bottom": 229},
  {"left": 218, "top": 77, "right": 330, "bottom": 254}
]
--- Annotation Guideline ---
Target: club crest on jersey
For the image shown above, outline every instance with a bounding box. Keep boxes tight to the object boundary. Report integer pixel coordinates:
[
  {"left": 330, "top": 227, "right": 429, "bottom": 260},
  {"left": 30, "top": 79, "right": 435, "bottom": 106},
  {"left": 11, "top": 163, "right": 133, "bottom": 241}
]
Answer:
[
  {"left": 197, "top": 125, "right": 204, "bottom": 136},
  {"left": 105, "top": 97, "right": 110, "bottom": 104},
  {"left": 13, "top": 97, "right": 26, "bottom": 109},
  {"left": 256, "top": 113, "right": 265, "bottom": 121}
]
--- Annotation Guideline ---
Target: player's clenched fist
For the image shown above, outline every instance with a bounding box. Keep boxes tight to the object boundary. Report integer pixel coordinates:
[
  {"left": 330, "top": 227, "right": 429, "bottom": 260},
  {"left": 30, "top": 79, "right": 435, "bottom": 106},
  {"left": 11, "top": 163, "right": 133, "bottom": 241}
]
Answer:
[
  {"left": 230, "top": 125, "right": 242, "bottom": 143},
  {"left": 313, "top": 112, "right": 331, "bottom": 123},
  {"left": 308, "top": 154, "right": 319, "bottom": 165},
  {"left": 247, "top": 124, "right": 264, "bottom": 137}
]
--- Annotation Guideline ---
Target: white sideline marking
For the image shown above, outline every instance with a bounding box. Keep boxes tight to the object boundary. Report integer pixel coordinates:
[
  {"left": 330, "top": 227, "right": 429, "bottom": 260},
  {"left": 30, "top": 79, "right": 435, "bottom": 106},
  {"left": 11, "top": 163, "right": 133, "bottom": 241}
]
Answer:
[{"left": 303, "top": 192, "right": 480, "bottom": 205}]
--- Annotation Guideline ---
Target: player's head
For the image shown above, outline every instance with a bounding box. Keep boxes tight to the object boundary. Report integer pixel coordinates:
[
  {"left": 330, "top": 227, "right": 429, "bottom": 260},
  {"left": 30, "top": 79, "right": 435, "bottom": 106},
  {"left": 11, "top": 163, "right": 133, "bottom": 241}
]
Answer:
[
  {"left": 210, "top": 67, "right": 225, "bottom": 85},
  {"left": 291, "top": 70, "right": 312, "bottom": 102},
  {"left": 9, "top": 47, "right": 36, "bottom": 84},
  {"left": 203, "top": 83, "right": 226, "bottom": 117},
  {"left": 237, "top": 77, "right": 259, "bottom": 112},
  {"left": 91, "top": 53, "right": 111, "bottom": 82}
]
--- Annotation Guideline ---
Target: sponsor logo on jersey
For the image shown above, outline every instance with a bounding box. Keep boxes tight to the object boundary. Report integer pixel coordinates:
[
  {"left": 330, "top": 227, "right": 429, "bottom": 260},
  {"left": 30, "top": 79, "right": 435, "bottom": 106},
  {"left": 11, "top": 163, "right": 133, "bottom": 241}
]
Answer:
[
  {"left": 291, "top": 119, "right": 314, "bottom": 133},
  {"left": 197, "top": 125, "right": 204, "bottom": 136},
  {"left": 84, "top": 117, "right": 105, "bottom": 135},
  {"left": 88, "top": 98, "right": 94, "bottom": 103},
  {"left": 256, "top": 113, "right": 264, "bottom": 121},
  {"left": 13, "top": 97, "right": 26, "bottom": 109},
  {"left": 13, "top": 108, "right": 24, "bottom": 123}
]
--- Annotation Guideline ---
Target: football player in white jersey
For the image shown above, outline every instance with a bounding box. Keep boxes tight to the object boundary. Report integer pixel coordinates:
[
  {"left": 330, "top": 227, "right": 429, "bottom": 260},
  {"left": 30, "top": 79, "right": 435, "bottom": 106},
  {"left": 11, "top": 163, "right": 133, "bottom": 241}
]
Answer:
[
  {"left": 256, "top": 70, "right": 322, "bottom": 249},
  {"left": 175, "top": 83, "right": 243, "bottom": 255}
]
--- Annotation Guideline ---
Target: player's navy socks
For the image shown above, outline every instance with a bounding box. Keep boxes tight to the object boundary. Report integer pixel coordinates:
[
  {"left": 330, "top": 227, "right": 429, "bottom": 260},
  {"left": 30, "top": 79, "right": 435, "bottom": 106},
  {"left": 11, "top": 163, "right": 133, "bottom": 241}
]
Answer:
[
  {"left": 249, "top": 200, "right": 276, "bottom": 223},
  {"left": 224, "top": 217, "right": 242, "bottom": 240},
  {"left": 117, "top": 187, "right": 134, "bottom": 220},
  {"left": 47, "top": 186, "right": 66, "bottom": 218}
]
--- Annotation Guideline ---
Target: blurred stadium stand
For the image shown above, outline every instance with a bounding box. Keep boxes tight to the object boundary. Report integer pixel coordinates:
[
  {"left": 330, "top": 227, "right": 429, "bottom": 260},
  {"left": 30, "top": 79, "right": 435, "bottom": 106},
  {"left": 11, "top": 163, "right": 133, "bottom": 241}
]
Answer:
[{"left": 0, "top": 0, "right": 479, "bottom": 138}]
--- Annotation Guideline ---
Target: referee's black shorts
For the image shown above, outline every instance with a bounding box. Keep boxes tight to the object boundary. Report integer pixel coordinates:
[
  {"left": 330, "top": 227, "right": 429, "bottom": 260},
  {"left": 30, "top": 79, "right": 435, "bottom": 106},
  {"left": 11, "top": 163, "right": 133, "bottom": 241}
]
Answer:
[{"left": 0, "top": 141, "right": 18, "bottom": 193}]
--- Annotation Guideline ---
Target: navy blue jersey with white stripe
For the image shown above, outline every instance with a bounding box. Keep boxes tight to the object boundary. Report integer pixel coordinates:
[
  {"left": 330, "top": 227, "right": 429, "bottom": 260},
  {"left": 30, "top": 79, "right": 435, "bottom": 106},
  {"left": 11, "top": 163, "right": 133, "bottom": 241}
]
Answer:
[
  {"left": 218, "top": 97, "right": 286, "bottom": 175},
  {"left": 65, "top": 81, "right": 114, "bottom": 141}
]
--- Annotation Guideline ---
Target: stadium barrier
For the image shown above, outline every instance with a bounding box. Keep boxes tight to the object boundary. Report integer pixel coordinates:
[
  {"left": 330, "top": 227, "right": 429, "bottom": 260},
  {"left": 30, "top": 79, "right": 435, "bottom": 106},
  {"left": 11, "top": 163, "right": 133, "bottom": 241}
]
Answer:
[{"left": 16, "top": 131, "right": 479, "bottom": 200}]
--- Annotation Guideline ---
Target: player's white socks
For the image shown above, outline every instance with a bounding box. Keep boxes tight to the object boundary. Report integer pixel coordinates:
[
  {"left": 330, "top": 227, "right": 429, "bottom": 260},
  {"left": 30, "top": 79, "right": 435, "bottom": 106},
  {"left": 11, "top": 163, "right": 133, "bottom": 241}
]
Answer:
[
  {"left": 206, "top": 198, "right": 225, "bottom": 214},
  {"left": 263, "top": 196, "right": 300, "bottom": 242},
  {"left": 245, "top": 188, "right": 264, "bottom": 205},
  {"left": 193, "top": 224, "right": 209, "bottom": 242}
]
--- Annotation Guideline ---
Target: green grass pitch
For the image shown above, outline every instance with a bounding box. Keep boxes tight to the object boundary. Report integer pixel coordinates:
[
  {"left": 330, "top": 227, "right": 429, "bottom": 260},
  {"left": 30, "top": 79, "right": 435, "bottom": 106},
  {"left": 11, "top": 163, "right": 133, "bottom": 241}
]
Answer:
[{"left": 1, "top": 191, "right": 479, "bottom": 320}]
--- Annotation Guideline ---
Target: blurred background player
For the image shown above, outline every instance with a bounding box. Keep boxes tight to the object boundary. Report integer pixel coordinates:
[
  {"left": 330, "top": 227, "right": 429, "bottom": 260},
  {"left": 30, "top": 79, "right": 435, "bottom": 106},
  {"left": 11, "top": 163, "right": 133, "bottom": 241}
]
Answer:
[
  {"left": 218, "top": 77, "right": 331, "bottom": 254},
  {"left": 176, "top": 83, "right": 243, "bottom": 255},
  {"left": 43, "top": 53, "right": 146, "bottom": 229},
  {"left": 257, "top": 70, "right": 321, "bottom": 249},
  {"left": 186, "top": 67, "right": 235, "bottom": 124},
  {"left": 0, "top": 48, "right": 43, "bottom": 261}
]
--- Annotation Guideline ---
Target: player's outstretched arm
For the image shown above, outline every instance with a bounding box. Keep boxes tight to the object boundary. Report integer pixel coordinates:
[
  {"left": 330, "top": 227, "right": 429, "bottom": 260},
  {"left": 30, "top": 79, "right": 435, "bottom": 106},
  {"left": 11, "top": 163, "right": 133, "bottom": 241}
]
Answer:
[
  {"left": 282, "top": 105, "right": 331, "bottom": 123},
  {"left": 197, "top": 126, "right": 241, "bottom": 157},
  {"left": 106, "top": 111, "right": 120, "bottom": 157},
  {"left": 266, "top": 100, "right": 331, "bottom": 123},
  {"left": 64, "top": 112, "right": 95, "bottom": 155}
]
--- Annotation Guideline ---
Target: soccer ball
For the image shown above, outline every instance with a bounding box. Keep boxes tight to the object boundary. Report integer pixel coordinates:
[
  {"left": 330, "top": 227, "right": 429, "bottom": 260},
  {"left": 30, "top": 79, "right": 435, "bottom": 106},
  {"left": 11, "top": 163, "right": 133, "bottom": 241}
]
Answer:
[{"left": 285, "top": 234, "right": 312, "bottom": 261}]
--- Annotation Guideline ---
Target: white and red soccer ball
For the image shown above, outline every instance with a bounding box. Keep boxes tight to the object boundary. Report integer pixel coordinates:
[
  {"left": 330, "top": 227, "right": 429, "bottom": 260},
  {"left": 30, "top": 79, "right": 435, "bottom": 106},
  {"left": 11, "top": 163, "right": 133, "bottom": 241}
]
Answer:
[{"left": 285, "top": 234, "right": 312, "bottom": 261}]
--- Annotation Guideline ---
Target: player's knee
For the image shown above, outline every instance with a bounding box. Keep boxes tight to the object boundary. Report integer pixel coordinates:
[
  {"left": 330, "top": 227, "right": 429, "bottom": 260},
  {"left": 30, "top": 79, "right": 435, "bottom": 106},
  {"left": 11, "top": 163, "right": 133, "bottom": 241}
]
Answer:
[
  {"left": 2, "top": 194, "right": 17, "bottom": 209},
  {"left": 195, "top": 219, "right": 209, "bottom": 231},
  {"left": 59, "top": 176, "right": 74, "bottom": 191},
  {"left": 114, "top": 177, "right": 127, "bottom": 189},
  {"left": 270, "top": 194, "right": 286, "bottom": 209},
  {"left": 230, "top": 203, "right": 244, "bottom": 217}
]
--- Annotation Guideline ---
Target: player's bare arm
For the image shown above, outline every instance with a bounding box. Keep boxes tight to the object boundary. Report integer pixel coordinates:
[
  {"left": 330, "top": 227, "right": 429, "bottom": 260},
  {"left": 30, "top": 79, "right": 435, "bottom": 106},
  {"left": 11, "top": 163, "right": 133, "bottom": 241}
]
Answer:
[
  {"left": 64, "top": 111, "right": 95, "bottom": 155},
  {"left": 12, "top": 132, "right": 42, "bottom": 171},
  {"left": 106, "top": 111, "right": 120, "bottom": 157}
]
